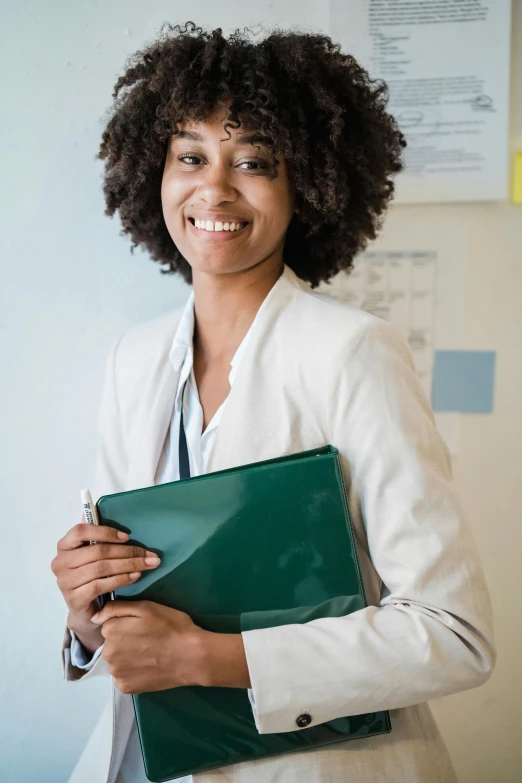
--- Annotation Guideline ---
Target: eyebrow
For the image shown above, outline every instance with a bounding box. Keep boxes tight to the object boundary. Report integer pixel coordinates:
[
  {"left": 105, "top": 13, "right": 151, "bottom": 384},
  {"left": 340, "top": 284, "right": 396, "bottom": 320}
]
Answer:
[{"left": 173, "top": 130, "right": 270, "bottom": 146}]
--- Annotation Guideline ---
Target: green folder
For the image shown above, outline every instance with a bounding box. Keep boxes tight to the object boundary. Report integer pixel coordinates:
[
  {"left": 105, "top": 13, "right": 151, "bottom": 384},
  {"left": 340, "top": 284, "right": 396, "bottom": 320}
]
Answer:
[{"left": 97, "top": 445, "right": 391, "bottom": 782}]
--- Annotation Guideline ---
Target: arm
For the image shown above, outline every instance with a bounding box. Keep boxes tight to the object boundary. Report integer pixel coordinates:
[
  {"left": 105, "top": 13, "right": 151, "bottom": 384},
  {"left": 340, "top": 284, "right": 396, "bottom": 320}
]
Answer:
[
  {"left": 240, "top": 319, "right": 496, "bottom": 733},
  {"left": 90, "top": 332, "right": 129, "bottom": 507},
  {"left": 59, "top": 333, "right": 147, "bottom": 682}
]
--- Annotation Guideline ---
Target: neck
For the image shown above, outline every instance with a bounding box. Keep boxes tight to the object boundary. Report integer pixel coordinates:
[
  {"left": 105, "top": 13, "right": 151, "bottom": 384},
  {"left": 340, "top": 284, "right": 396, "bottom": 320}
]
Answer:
[{"left": 192, "top": 259, "right": 284, "bottom": 364}]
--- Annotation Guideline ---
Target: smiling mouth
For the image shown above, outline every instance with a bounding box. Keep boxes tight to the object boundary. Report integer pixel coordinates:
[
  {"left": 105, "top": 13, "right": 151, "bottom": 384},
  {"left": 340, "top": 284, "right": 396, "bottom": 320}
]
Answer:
[{"left": 188, "top": 217, "right": 249, "bottom": 232}]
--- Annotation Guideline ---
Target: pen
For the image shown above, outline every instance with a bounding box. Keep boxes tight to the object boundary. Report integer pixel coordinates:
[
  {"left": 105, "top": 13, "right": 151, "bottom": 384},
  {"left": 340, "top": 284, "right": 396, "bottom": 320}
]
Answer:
[
  {"left": 81, "top": 488, "right": 113, "bottom": 608},
  {"left": 81, "top": 488, "right": 99, "bottom": 545}
]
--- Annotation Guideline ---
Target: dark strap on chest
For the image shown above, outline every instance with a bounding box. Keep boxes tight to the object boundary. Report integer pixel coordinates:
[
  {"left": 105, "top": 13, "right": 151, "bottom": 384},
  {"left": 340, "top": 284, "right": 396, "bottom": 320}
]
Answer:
[{"left": 178, "top": 379, "right": 190, "bottom": 480}]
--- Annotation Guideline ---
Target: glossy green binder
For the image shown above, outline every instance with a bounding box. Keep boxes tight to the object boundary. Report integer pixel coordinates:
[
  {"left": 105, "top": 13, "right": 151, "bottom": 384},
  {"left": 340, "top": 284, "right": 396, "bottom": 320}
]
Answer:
[{"left": 97, "top": 445, "right": 391, "bottom": 782}]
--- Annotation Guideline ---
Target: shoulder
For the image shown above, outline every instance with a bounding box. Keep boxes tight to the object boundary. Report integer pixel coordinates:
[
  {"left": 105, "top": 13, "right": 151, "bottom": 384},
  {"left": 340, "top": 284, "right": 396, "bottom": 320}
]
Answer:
[
  {"left": 287, "top": 282, "right": 413, "bottom": 368},
  {"left": 111, "top": 304, "right": 185, "bottom": 380},
  {"left": 119, "top": 305, "right": 185, "bottom": 351},
  {"left": 288, "top": 289, "right": 435, "bottom": 434}
]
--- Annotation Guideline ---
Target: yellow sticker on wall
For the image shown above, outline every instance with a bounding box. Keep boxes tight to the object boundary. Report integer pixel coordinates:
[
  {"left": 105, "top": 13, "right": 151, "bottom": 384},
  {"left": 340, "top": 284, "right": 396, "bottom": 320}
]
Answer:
[{"left": 512, "top": 151, "right": 522, "bottom": 204}]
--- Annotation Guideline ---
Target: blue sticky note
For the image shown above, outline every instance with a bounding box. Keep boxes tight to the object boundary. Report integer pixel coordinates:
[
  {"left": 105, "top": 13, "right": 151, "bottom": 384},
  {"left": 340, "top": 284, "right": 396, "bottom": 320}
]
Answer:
[{"left": 432, "top": 351, "right": 496, "bottom": 413}]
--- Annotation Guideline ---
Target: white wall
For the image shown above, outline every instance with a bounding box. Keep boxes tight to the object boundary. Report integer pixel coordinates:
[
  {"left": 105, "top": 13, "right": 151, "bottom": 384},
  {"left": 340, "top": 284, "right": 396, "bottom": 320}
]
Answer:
[{"left": 1, "top": 2, "right": 520, "bottom": 781}]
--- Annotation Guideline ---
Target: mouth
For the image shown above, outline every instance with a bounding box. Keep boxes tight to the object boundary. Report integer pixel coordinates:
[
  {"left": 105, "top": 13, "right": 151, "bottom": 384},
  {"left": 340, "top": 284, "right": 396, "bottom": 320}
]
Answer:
[
  {"left": 187, "top": 217, "right": 250, "bottom": 242},
  {"left": 188, "top": 217, "right": 249, "bottom": 233}
]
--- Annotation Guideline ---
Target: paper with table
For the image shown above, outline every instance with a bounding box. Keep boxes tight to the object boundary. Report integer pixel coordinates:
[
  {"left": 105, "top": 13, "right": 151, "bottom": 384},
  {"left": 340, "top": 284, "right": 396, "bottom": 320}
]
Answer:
[{"left": 316, "top": 210, "right": 468, "bottom": 455}]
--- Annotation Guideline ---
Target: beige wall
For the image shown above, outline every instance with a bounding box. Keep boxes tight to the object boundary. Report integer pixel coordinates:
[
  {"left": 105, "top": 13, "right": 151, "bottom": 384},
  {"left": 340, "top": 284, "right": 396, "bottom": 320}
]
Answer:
[{"left": 423, "top": 4, "right": 522, "bottom": 781}]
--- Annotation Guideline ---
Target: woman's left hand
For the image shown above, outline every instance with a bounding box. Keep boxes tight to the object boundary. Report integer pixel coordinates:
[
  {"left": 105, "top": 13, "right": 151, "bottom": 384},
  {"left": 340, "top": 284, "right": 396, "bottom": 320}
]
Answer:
[{"left": 91, "top": 600, "right": 208, "bottom": 694}]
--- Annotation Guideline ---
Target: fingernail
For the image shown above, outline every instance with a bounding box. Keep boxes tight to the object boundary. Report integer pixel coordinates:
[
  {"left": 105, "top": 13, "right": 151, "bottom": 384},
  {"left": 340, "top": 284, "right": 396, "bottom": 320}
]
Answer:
[
  {"left": 91, "top": 612, "right": 100, "bottom": 623},
  {"left": 146, "top": 550, "right": 157, "bottom": 557},
  {"left": 129, "top": 571, "right": 141, "bottom": 580},
  {"left": 145, "top": 557, "right": 161, "bottom": 566},
  {"left": 117, "top": 531, "right": 130, "bottom": 540}
]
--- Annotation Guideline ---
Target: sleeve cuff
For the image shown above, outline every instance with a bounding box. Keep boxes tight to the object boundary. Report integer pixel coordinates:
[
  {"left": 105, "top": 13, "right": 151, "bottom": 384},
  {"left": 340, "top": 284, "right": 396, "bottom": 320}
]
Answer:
[
  {"left": 242, "top": 628, "right": 321, "bottom": 735},
  {"left": 69, "top": 629, "right": 104, "bottom": 671},
  {"left": 241, "top": 623, "right": 358, "bottom": 735}
]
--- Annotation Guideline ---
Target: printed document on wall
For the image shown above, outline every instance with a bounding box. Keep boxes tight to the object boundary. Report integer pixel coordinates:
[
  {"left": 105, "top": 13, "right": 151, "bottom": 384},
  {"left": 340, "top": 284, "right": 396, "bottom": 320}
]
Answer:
[{"left": 329, "top": 0, "right": 511, "bottom": 204}]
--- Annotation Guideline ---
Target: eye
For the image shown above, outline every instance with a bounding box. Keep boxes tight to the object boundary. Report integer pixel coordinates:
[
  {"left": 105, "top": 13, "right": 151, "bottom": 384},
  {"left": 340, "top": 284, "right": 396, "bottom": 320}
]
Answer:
[
  {"left": 177, "top": 154, "right": 201, "bottom": 165},
  {"left": 239, "top": 159, "right": 269, "bottom": 171},
  {"left": 176, "top": 154, "right": 269, "bottom": 171}
]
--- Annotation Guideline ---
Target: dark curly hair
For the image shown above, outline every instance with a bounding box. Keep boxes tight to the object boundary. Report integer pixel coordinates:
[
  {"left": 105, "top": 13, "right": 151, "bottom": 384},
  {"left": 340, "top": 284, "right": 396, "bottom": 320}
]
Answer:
[{"left": 97, "top": 21, "right": 406, "bottom": 288}]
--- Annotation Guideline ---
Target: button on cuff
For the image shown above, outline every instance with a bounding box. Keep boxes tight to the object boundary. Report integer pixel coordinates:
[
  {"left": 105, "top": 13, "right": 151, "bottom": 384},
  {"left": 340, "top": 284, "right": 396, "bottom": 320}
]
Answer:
[{"left": 296, "top": 712, "right": 312, "bottom": 728}]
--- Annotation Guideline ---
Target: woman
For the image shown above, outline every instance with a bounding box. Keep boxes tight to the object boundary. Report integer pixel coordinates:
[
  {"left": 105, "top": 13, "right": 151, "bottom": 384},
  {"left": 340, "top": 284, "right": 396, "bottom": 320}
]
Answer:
[{"left": 52, "top": 21, "right": 495, "bottom": 783}]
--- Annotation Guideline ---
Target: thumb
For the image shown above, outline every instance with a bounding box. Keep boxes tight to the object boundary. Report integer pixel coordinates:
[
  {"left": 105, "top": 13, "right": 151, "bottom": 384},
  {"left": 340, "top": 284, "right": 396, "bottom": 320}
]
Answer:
[{"left": 91, "top": 600, "right": 141, "bottom": 624}]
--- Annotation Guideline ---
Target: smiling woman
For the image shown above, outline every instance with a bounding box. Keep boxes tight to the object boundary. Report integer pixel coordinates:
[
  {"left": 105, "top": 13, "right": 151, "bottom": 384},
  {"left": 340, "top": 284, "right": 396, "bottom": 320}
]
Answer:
[{"left": 56, "top": 18, "right": 494, "bottom": 783}]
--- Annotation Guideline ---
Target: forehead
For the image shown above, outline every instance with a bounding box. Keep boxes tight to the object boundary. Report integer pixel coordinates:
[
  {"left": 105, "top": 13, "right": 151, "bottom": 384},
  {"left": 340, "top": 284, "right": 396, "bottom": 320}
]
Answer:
[{"left": 174, "top": 110, "right": 269, "bottom": 146}]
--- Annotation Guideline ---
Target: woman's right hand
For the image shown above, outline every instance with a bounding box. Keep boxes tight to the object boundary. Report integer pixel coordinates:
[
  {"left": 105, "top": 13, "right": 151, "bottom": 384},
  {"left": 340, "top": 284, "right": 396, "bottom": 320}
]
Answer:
[{"left": 51, "top": 517, "right": 161, "bottom": 653}]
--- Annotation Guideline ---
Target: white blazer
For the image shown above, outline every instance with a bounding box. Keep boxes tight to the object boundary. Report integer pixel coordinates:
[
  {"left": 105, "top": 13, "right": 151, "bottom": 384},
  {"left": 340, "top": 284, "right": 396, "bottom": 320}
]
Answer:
[{"left": 62, "top": 264, "right": 495, "bottom": 783}]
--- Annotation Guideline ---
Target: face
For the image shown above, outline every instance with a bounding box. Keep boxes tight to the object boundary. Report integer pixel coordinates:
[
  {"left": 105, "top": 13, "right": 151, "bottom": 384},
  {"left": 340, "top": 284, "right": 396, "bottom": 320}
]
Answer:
[{"left": 161, "top": 104, "right": 296, "bottom": 279}]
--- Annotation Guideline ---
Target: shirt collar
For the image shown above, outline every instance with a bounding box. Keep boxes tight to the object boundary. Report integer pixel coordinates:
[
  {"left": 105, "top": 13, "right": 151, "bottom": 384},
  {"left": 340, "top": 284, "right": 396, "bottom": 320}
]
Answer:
[
  {"left": 168, "top": 264, "right": 304, "bottom": 376},
  {"left": 168, "top": 288, "right": 253, "bottom": 385},
  {"left": 228, "top": 324, "right": 252, "bottom": 385}
]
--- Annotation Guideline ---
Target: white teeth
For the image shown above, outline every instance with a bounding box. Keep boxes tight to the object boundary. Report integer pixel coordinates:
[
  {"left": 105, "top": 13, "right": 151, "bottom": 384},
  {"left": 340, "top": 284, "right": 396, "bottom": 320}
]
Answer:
[{"left": 193, "top": 219, "right": 246, "bottom": 232}]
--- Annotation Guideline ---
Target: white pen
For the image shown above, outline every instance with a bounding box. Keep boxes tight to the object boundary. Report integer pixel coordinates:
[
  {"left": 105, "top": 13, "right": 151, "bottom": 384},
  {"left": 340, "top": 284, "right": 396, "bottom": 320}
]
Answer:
[
  {"left": 81, "top": 488, "right": 113, "bottom": 607},
  {"left": 81, "top": 488, "right": 100, "bottom": 545}
]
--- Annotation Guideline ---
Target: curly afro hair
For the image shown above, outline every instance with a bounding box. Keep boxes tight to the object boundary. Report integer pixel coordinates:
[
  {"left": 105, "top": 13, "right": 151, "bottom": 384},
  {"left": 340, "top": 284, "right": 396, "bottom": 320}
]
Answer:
[{"left": 97, "top": 21, "right": 406, "bottom": 288}]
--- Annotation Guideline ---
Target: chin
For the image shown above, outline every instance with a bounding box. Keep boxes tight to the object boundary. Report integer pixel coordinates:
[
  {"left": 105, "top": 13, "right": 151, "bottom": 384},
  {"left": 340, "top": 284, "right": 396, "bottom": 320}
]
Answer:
[{"left": 189, "top": 257, "right": 254, "bottom": 277}]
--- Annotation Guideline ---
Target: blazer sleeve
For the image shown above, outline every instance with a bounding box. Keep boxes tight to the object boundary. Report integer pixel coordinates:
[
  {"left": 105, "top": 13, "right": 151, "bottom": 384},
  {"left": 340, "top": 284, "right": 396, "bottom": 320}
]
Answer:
[
  {"left": 62, "top": 333, "right": 128, "bottom": 683},
  {"left": 241, "top": 317, "right": 496, "bottom": 734}
]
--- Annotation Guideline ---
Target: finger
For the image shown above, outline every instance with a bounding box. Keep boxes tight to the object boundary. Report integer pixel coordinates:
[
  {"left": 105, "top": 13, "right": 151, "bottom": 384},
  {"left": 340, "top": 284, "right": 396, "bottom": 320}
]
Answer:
[
  {"left": 57, "top": 523, "right": 130, "bottom": 551},
  {"left": 59, "top": 555, "right": 161, "bottom": 590},
  {"left": 73, "top": 572, "right": 144, "bottom": 607},
  {"left": 91, "top": 599, "right": 143, "bottom": 624},
  {"left": 63, "top": 543, "right": 158, "bottom": 570}
]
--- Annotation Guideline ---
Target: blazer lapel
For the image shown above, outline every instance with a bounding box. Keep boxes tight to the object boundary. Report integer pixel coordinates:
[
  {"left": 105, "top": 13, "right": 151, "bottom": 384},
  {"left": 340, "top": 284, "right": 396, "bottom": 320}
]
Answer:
[
  {"left": 207, "top": 265, "right": 308, "bottom": 473},
  {"left": 125, "top": 265, "right": 311, "bottom": 489},
  {"left": 125, "top": 321, "right": 183, "bottom": 491}
]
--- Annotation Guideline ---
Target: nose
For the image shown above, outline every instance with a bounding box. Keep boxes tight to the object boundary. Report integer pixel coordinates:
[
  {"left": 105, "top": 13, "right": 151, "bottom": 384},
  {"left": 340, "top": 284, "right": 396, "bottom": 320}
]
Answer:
[{"left": 195, "top": 159, "right": 237, "bottom": 206}]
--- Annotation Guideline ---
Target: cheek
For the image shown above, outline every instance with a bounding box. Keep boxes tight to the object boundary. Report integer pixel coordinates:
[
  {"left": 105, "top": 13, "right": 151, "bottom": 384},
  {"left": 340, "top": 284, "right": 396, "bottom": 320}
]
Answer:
[
  {"left": 161, "top": 182, "right": 187, "bottom": 238},
  {"left": 268, "top": 168, "right": 295, "bottom": 220},
  {"left": 161, "top": 169, "right": 188, "bottom": 211},
  {"left": 161, "top": 175, "right": 176, "bottom": 214},
  {"left": 160, "top": 180, "right": 171, "bottom": 224},
  {"left": 266, "top": 186, "right": 295, "bottom": 234}
]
